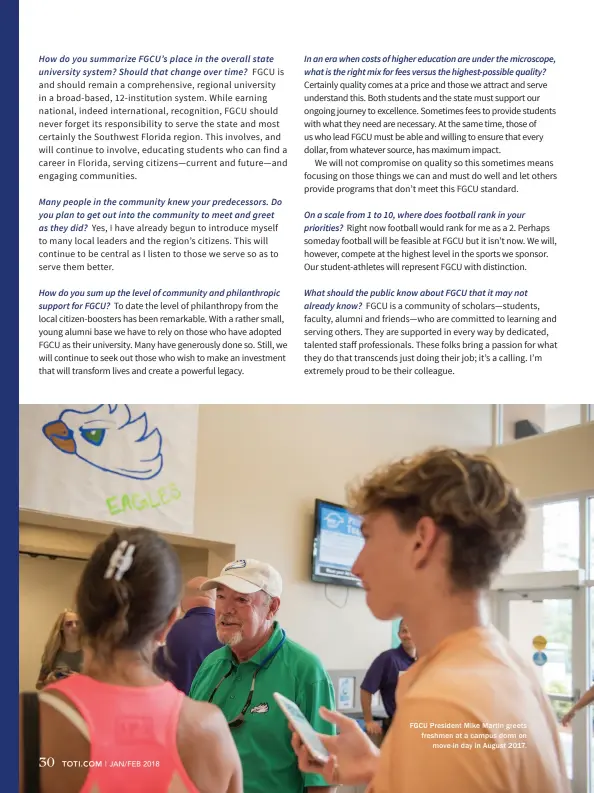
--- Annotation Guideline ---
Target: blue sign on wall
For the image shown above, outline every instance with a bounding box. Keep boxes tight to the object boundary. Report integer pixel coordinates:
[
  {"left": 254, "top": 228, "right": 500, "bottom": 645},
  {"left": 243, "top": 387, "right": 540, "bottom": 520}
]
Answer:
[{"left": 391, "top": 618, "right": 403, "bottom": 648}]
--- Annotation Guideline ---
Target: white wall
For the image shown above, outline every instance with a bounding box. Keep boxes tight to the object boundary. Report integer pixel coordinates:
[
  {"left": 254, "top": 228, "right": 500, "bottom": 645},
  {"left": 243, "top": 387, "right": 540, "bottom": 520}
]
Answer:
[
  {"left": 501, "top": 404, "right": 582, "bottom": 441},
  {"left": 193, "top": 404, "right": 493, "bottom": 668},
  {"left": 490, "top": 420, "right": 594, "bottom": 500}
]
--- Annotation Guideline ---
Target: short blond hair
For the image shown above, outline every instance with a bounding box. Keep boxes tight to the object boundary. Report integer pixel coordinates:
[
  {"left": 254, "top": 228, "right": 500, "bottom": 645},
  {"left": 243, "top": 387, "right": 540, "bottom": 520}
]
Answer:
[{"left": 348, "top": 447, "right": 526, "bottom": 589}]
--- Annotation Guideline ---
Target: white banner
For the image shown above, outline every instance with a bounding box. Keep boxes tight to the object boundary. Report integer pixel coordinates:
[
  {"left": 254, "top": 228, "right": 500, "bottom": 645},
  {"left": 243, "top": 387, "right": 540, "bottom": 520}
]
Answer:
[{"left": 19, "top": 404, "right": 198, "bottom": 534}]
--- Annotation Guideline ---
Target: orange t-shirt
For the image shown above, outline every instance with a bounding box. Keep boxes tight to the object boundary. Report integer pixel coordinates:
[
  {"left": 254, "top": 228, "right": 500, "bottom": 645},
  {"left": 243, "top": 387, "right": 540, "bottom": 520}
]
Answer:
[{"left": 370, "top": 625, "right": 570, "bottom": 793}]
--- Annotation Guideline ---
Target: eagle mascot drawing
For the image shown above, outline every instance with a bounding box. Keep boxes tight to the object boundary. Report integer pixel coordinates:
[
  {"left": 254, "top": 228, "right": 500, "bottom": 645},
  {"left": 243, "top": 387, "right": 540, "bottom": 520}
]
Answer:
[{"left": 42, "top": 404, "right": 163, "bottom": 481}]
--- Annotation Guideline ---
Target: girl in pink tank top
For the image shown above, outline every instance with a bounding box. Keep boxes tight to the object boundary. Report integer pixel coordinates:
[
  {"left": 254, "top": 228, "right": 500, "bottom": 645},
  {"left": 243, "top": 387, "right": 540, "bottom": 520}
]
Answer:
[
  {"left": 44, "top": 674, "right": 196, "bottom": 793},
  {"left": 20, "top": 527, "right": 242, "bottom": 793}
]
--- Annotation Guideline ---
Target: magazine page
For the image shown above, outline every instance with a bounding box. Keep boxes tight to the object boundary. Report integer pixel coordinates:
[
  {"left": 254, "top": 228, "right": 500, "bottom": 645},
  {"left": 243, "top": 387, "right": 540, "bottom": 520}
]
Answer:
[{"left": 15, "top": 2, "right": 593, "bottom": 793}]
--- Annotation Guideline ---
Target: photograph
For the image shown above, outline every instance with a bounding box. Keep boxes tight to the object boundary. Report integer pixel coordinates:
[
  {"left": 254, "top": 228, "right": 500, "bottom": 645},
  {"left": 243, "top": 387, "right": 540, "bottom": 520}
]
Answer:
[{"left": 18, "top": 403, "right": 594, "bottom": 793}]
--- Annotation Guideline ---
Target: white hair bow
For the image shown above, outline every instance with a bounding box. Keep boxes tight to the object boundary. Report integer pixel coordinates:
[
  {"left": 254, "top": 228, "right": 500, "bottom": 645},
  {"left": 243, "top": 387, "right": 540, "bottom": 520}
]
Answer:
[{"left": 104, "top": 540, "right": 136, "bottom": 582}]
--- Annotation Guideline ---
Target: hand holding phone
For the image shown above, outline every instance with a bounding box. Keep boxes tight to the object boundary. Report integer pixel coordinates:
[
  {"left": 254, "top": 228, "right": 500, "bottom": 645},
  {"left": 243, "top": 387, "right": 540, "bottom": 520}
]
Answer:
[
  {"left": 281, "top": 697, "right": 381, "bottom": 788},
  {"left": 273, "top": 692, "right": 330, "bottom": 764}
]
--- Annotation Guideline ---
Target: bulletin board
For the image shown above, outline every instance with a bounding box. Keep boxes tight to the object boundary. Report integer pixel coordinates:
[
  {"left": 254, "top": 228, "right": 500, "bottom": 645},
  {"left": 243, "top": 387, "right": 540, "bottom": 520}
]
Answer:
[{"left": 19, "top": 404, "right": 198, "bottom": 534}]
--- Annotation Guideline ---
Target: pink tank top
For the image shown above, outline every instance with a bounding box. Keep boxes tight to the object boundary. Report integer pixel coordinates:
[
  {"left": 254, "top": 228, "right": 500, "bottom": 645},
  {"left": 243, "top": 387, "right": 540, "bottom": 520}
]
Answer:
[{"left": 45, "top": 674, "right": 199, "bottom": 793}]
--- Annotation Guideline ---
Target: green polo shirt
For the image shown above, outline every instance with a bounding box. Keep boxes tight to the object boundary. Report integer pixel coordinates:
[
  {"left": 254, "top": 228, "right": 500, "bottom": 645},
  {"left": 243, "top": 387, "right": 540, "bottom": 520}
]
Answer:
[{"left": 189, "top": 622, "right": 336, "bottom": 793}]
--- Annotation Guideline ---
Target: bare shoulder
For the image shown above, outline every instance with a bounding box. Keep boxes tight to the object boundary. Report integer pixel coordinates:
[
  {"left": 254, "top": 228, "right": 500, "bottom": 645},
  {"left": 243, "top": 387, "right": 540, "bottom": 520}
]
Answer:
[
  {"left": 181, "top": 698, "right": 229, "bottom": 736},
  {"left": 181, "top": 697, "right": 226, "bottom": 732},
  {"left": 19, "top": 690, "right": 90, "bottom": 793},
  {"left": 178, "top": 699, "right": 242, "bottom": 793}
]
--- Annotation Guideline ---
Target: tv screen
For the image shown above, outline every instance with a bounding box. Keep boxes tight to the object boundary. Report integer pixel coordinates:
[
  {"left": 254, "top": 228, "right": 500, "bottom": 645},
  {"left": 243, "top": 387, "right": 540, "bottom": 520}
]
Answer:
[{"left": 312, "top": 499, "right": 364, "bottom": 588}]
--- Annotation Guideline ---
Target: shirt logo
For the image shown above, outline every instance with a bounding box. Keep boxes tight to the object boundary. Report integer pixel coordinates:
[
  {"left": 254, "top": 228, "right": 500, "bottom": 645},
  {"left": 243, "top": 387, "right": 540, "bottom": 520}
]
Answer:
[
  {"left": 225, "top": 560, "right": 247, "bottom": 570},
  {"left": 250, "top": 702, "right": 269, "bottom": 714},
  {"left": 115, "top": 716, "right": 154, "bottom": 743}
]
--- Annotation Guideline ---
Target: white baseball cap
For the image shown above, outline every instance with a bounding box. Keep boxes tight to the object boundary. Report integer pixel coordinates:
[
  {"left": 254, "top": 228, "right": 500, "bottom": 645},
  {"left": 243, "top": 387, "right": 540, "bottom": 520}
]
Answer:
[{"left": 200, "top": 559, "right": 283, "bottom": 598}]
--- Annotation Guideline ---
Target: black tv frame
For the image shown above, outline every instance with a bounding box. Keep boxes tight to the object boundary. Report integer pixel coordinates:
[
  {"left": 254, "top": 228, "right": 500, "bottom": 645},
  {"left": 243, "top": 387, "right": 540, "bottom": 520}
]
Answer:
[{"left": 311, "top": 498, "right": 363, "bottom": 589}]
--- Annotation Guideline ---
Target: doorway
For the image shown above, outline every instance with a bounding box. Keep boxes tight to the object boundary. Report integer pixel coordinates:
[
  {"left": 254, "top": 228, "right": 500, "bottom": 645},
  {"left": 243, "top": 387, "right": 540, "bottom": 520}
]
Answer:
[
  {"left": 493, "top": 587, "right": 590, "bottom": 792},
  {"left": 19, "top": 553, "right": 86, "bottom": 690}
]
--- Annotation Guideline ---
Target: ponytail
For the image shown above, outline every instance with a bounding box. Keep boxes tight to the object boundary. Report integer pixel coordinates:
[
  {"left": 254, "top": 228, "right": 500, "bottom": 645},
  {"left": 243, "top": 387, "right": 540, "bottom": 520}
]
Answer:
[{"left": 97, "top": 577, "right": 132, "bottom": 654}]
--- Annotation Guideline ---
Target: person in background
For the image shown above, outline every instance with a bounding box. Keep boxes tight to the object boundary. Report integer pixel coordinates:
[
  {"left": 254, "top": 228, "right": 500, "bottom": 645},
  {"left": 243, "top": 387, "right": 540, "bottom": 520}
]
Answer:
[
  {"left": 189, "top": 559, "right": 336, "bottom": 793},
  {"left": 291, "top": 447, "right": 570, "bottom": 793},
  {"left": 562, "top": 682, "right": 594, "bottom": 726},
  {"left": 19, "top": 527, "right": 242, "bottom": 793},
  {"left": 36, "top": 609, "right": 83, "bottom": 689},
  {"left": 155, "top": 575, "right": 222, "bottom": 693},
  {"left": 360, "top": 620, "right": 416, "bottom": 737}
]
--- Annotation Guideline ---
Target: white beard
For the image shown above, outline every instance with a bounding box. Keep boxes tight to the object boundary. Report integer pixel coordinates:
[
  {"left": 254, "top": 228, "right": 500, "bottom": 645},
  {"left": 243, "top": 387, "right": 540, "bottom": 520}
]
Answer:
[{"left": 217, "top": 626, "right": 243, "bottom": 646}]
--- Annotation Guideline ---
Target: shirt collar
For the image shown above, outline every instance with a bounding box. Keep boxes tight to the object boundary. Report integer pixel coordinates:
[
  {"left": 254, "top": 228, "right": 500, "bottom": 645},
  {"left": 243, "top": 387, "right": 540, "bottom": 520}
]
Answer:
[
  {"left": 184, "top": 606, "right": 215, "bottom": 618},
  {"left": 395, "top": 644, "right": 416, "bottom": 662}
]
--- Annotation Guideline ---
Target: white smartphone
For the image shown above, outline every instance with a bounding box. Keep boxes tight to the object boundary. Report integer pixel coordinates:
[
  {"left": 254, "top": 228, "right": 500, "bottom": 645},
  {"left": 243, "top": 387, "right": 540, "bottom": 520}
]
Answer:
[{"left": 273, "top": 692, "right": 330, "bottom": 763}]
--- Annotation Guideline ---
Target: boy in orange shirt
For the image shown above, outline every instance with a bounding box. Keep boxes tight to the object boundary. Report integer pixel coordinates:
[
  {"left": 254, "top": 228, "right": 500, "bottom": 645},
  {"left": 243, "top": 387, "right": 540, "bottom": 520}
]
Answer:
[{"left": 292, "top": 447, "right": 570, "bottom": 793}]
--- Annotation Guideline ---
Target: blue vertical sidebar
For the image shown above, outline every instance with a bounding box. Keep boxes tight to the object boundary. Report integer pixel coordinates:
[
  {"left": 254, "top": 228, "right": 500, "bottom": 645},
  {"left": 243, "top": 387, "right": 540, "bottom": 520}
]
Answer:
[{"left": 2, "top": 0, "right": 20, "bottom": 787}]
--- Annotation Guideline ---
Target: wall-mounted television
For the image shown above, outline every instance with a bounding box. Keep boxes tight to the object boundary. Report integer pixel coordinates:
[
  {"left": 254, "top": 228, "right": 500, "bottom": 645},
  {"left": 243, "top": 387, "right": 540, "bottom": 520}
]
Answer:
[{"left": 311, "top": 499, "right": 364, "bottom": 588}]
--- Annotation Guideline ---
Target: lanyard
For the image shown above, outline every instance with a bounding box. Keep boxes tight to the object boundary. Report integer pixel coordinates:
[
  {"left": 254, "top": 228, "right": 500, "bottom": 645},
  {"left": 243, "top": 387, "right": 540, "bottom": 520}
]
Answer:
[
  {"left": 254, "top": 629, "right": 286, "bottom": 668},
  {"left": 209, "top": 629, "right": 287, "bottom": 704}
]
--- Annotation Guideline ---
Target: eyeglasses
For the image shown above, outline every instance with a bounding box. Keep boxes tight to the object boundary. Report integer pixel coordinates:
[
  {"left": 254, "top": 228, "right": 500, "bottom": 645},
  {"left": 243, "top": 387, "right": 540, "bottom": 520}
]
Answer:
[{"left": 208, "top": 664, "right": 260, "bottom": 729}]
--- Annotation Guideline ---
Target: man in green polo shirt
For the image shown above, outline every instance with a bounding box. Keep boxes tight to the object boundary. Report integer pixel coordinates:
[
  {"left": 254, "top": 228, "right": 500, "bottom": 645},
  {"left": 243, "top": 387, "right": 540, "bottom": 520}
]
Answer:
[{"left": 189, "top": 558, "right": 337, "bottom": 793}]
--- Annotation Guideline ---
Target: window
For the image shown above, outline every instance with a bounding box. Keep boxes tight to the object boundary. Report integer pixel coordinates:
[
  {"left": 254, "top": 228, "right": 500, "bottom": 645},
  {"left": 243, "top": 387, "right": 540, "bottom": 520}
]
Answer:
[
  {"left": 542, "top": 501, "right": 580, "bottom": 570},
  {"left": 498, "top": 404, "right": 583, "bottom": 443},
  {"left": 502, "top": 499, "right": 580, "bottom": 574}
]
